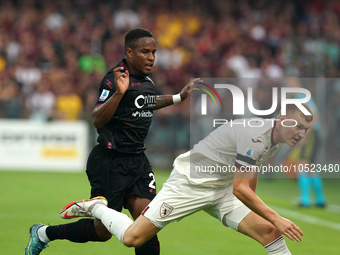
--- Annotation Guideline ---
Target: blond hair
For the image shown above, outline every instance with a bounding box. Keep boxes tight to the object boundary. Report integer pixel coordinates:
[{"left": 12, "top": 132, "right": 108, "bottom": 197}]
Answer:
[{"left": 286, "top": 103, "right": 313, "bottom": 122}]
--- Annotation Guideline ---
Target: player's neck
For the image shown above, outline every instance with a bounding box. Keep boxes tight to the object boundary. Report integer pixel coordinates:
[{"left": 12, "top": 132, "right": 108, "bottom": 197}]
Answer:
[{"left": 125, "top": 60, "right": 143, "bottom": 76}]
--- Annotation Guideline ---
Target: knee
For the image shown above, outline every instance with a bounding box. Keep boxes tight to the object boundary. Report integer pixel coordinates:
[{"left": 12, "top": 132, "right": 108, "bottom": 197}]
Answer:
[
  {"left": 122, "top": 232, "right": 144, "bottom": 248},
  {"left": 261, "top": 225, "right": 281, "bottom": 245}
]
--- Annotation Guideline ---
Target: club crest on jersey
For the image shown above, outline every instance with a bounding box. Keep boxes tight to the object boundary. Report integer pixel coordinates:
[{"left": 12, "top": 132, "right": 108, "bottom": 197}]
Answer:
[
  {"left": 99, "top": 89, "right": 109, "bottom": 101},
  {"left": 160, "top": 202, "right": 173, "bottom": 218}
]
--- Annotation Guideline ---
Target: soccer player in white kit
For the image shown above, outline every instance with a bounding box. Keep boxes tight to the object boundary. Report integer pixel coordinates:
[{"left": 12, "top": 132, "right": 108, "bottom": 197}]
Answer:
[{"left": 60, "top": 103, "right": 312, "bottom": 255}]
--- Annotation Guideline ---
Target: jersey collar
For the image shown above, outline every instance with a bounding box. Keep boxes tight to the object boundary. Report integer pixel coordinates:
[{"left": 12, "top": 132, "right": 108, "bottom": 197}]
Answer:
[{"left": 119, "top": 59, "right": 130, "bottom": 72}]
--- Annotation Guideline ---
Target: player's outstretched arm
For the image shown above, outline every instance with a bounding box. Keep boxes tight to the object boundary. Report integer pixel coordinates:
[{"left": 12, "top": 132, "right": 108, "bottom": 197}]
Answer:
[
  {"left": 233, "top": 169, "right": 304, "bottom": 242},
  {"left": 92, "top": 67, "right": 129, "bottom": 128},
  {"left": 154, "top": 78, "right": 202, "bottom": 110}
]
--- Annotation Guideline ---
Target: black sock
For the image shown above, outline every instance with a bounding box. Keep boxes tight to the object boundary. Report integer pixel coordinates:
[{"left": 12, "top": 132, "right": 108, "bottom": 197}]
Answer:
[
  {"left": 46, "top": 219, "right": 101, "bottom": 243},
  {"left": 135, "top": 235, "right": 160, "bottom": 255}
]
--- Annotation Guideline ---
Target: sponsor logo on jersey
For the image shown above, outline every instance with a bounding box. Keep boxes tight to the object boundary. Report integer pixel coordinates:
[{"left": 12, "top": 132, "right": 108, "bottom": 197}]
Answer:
[
  {"left": 131, "top": 82, "right": 141, "bottom": 87},
  {"left": 99, "top": 89, "right": 109, "bottom": 101},
  {"left": 160, "top": 202, "right": 173, "bottom": 218},
  {"left": 134, "top": 95, "right": 157, "bottom": 109},
  {"left": 132, "top": 110, "right": 153, "bottom": 118}
]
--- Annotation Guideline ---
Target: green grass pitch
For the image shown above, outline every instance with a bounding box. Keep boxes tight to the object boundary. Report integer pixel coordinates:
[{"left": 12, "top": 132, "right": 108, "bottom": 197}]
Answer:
[{"left": 1, "top": 170, "right": 340, "bottom": 254}]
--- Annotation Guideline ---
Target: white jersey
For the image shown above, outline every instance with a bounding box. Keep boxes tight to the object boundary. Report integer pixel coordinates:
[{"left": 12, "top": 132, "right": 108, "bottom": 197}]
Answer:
[{"left": 174, "top": 118, "right": 283, "bottom": 188}]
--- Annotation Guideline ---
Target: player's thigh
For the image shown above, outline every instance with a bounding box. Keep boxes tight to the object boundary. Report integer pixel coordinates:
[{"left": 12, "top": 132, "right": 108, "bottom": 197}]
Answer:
[
  {"left": 238, "top": 211, "right": 281, "bottom": 245},
  {"left": 124, "top": 154, "right": 156, "bottom": 219},
  {"left": 204, "top": 184, "right": 250, "bottom": 230},
  {"left": 87, "top": 148, "right": 152, "bottom": 212},
  {"left": 86, "top": 145, "right": 108, "bottom": 198},
  {"left": 126, "top": 155, "right": 156, "bottom": 203},
  {"left": 86, "top": 145, "right": 126, "bottom": 209},
  {"left": 125, "top": 195, "right": 152, "bottom": 220},
  {"left": 143, "top": 169, "right": 214, "bottom": 229}
]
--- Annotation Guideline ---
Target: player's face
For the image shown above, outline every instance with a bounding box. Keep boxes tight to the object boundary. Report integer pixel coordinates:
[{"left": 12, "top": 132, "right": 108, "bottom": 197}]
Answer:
[
  {"left": 126, "top": 37, "right": 156, "bottom": 76},
  {"left": 279, "top": 111, "right": 312, "bottom": 147}
]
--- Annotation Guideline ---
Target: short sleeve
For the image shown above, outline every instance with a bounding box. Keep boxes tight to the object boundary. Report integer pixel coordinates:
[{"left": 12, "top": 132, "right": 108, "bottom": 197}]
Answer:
[
  {"left": 234, "top": 128, "right": 265, "bottom": 170},
  {"left": 95, "top": 71, "right": 117, "bottom": 106}
]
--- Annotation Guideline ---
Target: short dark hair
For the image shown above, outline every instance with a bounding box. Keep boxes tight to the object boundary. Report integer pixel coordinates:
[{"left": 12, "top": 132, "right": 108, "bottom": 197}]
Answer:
[{"left": 124, "top": 28, "right": 153, "bottom": 51}]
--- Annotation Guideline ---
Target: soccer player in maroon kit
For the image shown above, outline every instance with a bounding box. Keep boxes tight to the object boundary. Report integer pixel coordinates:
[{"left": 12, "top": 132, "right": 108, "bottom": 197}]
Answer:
[{"left": 25, "top": 27, "right": 201, "bottom": 255}]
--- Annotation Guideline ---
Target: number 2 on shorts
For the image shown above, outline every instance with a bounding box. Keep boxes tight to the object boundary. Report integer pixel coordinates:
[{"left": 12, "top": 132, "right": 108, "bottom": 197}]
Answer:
[{"left": 149, "top": 173, "right": 156, "bottom": 189}]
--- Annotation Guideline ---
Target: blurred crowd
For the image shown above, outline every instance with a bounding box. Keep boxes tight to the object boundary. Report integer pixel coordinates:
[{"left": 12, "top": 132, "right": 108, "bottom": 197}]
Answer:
[{"left": 1, "top": 0, "right": 340, "bottom": 163}]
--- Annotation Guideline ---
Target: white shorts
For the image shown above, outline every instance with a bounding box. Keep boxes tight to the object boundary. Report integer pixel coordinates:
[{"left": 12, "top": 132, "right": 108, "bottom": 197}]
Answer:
[{"left": 142, "top": 168, "right": 251, "bottom": 230}]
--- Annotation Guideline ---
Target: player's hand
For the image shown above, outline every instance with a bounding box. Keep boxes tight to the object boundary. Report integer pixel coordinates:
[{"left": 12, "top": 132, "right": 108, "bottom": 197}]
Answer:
[
  {"left": 179, "top": 78, "right": 202, "bottom": 101},
  {"left": 273, "top": 217, "right": 304, "bottom": 242},
  {"left": 113, "top": 67, "right": 129, "bottom": 95}
]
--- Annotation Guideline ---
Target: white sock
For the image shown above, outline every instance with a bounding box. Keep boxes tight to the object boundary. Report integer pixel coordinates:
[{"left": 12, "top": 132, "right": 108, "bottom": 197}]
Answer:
[
  {"left": 37, "top": 226, "right": 50, "bottom": 244},
  {"left": 92, "top": 204, "right": 133, "bottom": 244},
  {"left": 264, "top": 236, "right": 291, "bottom": 255}
]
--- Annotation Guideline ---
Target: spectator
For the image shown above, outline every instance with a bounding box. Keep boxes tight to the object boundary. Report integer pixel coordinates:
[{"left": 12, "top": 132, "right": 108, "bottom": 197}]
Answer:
[
  {"left": 113, "top": 2, "right": 141, "bottom": 32},
  {"left": 0, "top": 79, "right": 23, "bottom": 119},
  {"left": 53, "top": 79, "right": 82, "bottom": 121},
  {"left": 0, "top": 0, "right": 339, "bottom": 167},
  {"left": 25, "top": 78, "right": 55, "bottom": 121}
]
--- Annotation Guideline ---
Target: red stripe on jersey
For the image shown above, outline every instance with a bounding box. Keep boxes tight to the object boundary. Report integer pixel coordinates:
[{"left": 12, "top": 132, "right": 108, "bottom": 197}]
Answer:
[
  {"left": 105, "top": 79, "right": 112, "bottom": 89},
  {"left": 142, "top": 206, "right": 150, "bottom": 216}
]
